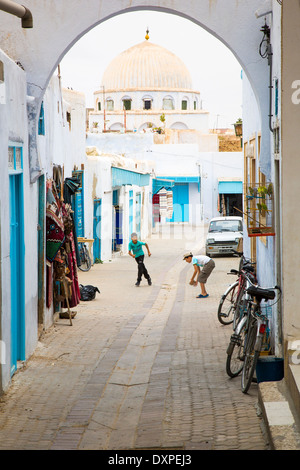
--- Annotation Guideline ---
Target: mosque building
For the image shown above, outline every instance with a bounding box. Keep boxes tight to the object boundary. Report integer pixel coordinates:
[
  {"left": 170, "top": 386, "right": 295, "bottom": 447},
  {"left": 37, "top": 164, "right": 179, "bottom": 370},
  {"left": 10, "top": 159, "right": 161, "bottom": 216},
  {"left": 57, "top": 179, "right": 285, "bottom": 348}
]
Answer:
[
  {"left": 87, "top": 31, "right": 243, "bottom": 227},
  {"left": 89, "top": 30, "right": 210, "bottom": 133}
]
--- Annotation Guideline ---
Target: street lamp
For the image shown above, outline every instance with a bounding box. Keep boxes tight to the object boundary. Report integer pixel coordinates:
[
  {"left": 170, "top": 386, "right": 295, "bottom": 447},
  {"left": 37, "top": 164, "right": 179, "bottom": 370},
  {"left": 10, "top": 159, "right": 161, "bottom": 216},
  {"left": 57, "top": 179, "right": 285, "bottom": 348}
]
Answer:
[{"left": 233, "top": 118, "right": 243, "bottom": 147}]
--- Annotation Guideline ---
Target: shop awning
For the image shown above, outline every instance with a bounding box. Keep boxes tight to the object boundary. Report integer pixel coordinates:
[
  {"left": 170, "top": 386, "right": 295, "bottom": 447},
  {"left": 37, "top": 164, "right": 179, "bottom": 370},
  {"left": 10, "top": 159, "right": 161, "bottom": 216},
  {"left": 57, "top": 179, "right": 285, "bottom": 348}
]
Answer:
[
  {"left": 152, "top": 178, "right": 175, "bottom": 194},
  {"left": 218, "top": 181, "right": 243, "bottom": 194},
  {"left": 153, "top": 176, "right": 201, "bottom": 194},
  {"left": 112, "top": 167, "right": 150, "bottom": 188}
]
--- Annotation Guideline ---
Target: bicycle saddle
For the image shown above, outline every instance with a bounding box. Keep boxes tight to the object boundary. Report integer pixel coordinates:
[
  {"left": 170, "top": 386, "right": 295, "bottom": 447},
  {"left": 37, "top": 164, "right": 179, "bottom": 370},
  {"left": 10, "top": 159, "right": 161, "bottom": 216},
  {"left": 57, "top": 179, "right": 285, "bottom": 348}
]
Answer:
[
  {"left": 246, "top": 285, "right": 275, "bottom": 301},
  {"left": 242, "top": 264, "right": 255, "bottom": 273}
]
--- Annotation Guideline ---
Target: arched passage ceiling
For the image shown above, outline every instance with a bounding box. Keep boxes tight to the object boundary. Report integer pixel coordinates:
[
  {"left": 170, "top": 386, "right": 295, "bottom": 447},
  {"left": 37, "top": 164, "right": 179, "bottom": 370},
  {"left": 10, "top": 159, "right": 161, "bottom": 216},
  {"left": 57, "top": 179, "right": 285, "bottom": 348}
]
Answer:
[{"left": 0, "top": 0, "right": 271, "bottom": 178}]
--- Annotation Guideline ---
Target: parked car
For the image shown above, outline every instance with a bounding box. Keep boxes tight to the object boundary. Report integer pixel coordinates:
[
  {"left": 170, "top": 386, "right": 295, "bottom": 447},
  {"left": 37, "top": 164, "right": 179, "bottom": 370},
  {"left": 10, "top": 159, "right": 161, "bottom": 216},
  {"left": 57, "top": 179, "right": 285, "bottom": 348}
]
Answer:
[{"left": 205, "top": 216, "right": 243, "bottom": 257}]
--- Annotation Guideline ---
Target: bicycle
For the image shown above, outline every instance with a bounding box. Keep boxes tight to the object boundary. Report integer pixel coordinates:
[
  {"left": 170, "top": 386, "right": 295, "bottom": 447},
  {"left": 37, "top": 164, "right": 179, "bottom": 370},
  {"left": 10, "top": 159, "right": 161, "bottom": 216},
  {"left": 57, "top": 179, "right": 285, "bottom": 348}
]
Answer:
[
  {"left": 225, "top": 270, "right": 257, "bottom": 378},
  {"left": 240, "top": 283, "right": 281, "bottom": 394},
  {"left": 217, "top": 256, "right": 256, "bottom": 326},
  {"left": 78, "top": 242, "right": 92, "bottom": 272}
]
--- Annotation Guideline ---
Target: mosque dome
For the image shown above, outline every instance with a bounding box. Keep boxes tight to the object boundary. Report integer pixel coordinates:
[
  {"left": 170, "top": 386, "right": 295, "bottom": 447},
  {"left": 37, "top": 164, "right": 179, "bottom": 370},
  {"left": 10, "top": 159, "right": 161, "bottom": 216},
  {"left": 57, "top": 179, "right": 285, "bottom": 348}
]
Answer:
[{"left": 101, "top": 40, "right": 193, "bottom": 91}]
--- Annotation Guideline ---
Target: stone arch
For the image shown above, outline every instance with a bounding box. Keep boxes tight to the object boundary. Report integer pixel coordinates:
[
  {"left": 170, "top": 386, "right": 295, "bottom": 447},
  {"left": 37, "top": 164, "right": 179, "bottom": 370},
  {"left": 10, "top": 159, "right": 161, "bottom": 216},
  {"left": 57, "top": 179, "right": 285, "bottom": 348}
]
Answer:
[
  {"left": 0, "top": 0, "right": 269, "bottom": 181},
  {"left": 138, "top": 122, "right": 156, "bottom": 132},
  {"left": 170, "top": 122, "right": 189, "bottom": 130},
  {"left": 109, "top": 122, "right": 124, "bottom": 131}
]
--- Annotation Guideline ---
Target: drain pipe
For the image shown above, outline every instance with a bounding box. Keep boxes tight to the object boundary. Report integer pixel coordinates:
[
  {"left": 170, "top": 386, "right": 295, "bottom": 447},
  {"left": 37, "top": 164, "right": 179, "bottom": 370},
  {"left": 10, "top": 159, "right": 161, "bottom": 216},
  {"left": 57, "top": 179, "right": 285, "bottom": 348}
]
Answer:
[{"left": 0, "top": 0, "right": 33, "bottom": 28}]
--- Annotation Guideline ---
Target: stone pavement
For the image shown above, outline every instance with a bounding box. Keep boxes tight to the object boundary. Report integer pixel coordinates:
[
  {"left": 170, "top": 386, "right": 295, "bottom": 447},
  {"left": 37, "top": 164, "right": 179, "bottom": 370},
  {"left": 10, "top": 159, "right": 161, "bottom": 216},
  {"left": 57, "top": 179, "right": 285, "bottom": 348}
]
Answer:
[{"left": 0, "top": 225, "right": 268, "bottom": 450}]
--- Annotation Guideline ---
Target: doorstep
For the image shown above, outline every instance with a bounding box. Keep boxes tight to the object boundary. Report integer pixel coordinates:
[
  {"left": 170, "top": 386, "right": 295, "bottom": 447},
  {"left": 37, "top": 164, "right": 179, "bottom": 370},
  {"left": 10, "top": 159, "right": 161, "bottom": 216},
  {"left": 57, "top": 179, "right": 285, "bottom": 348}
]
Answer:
[{"left": 258, "top": 377, "right": 300, "bottom": 450}]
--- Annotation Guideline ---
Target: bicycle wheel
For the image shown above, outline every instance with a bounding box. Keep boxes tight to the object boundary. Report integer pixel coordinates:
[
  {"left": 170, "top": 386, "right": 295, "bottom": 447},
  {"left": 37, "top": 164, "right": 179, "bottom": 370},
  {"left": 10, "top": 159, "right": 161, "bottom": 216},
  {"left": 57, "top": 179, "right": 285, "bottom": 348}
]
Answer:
[
  {"left": 78, "top": 245, "right": 92, "bottom": 272},
  {"left": 226, "top": 318, "right": 247, "bottom": 378},
  {"left": 217, "top": 281, "right": 239, "bottom": 325},
  {"left": 241, "top": 319, "right": 259, "bottom": 393},
  {"left": 233, "top": 292, "right": 247, "bottom": 330}
]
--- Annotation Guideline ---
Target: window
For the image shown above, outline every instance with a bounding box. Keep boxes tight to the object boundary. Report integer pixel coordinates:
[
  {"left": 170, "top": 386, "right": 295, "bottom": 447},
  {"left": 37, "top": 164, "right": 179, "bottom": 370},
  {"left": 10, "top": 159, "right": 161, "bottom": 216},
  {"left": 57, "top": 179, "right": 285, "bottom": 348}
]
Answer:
[
  {"left": 0, "top": 61, "right": 5, "bottom": 105},
  {"left": 38, "top": 101, "right": 45, "bottom": 135},
  {"left": 123, "top": 99, "right": 131, "bottom": 111},
  {"left": 106, "top": 99, "right": 114, "bottom": 111},
  {"left": 275, "top": 79, "right": 279, "bottom": 117},
  {"left": 144, "top": 100, "right": 152, "bottom": 110},
  {"left": 274, "top": 127, "right": 280, "bottom": 155},
  {"left": 194, "top": 101, "right": 197, "bottom": 110},
  {"left": 98, "top": 101, "right": 101, "bottom": 111},
  {"left": 66, "top": 111, "right": 71, "bottom": 131},
  {"left": 209, "top": 219, "right": 243, "bottom": 233},
  {"left": 181, "top": 100, "right": 188, "bottom": 110},
  {"left": 0, "top": 60, "right": 4, "bottom": 82},
  {"left": 8, "top": 147, "right": 14, "bottom": 170},
  {"left": 163, "top": 97, "right": 174, "bottom": 110},
  {"left": 8, "top": 145, "right": 23, "bottom": 172}
]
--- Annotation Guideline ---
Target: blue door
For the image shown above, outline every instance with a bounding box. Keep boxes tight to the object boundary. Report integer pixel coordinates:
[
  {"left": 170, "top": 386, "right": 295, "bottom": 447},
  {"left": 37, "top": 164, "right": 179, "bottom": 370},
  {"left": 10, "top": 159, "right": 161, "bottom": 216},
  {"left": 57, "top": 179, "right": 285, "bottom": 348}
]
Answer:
[
  {"left": 136, "top": 193, "right": 141, "bottom": 237},
  {"left": 168, "top": 184, "right": 189, "bottom": 222},
  {"left": 93, "top": 199, "right": 102, "bottom": 261},
  {"left": 38, "top": 175, "right": 45, "bottom": 325},
  {"left": 115, "top": 206, "right": 123, "bottom": 244},
  {"left": 129, "top": 191, "right": 133, "bottom": 236},
  {"left": 9, "top": 173, "right": 25, "bottom": 375},
  {"left": 72, "top": 171, "right": 84, "bottom": 237}
]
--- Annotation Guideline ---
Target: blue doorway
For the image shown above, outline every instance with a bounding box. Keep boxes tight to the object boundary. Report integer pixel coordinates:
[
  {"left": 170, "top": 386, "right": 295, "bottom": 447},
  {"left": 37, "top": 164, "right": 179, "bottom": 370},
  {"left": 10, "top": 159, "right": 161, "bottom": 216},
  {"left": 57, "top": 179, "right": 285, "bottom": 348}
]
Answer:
[
  {"left": 129, "top": 191, "right": 133, "bottom": 236},
  {"left": 168, "top": 183, "right": 189, "bottom": 222},
  {"left": 9, "top": 172, "right": 25, "bottom": 375},
  {"left": 72, "top": 170, "right": 84, "bottom": 237},
  {"left": 136, "top": 193, "right": 141, "bottom": 237},
  {"left": 93, "top": 199, "right": 102, "bottom": 261}
]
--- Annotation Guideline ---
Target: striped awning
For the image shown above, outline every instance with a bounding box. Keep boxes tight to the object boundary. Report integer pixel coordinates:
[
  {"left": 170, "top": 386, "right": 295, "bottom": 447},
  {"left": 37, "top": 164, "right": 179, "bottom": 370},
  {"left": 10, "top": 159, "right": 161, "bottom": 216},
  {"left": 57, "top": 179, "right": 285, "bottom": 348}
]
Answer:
[{"left": 112, "top": 167, "right": 150, "bottom": 188}]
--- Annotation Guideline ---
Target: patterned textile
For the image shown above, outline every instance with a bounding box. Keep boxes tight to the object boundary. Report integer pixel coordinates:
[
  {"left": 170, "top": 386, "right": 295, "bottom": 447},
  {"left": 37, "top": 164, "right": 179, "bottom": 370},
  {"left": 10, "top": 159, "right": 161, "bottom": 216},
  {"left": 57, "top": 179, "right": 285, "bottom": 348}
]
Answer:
[
  {"left": 46, "top": 207, "right": 65, "bottom": 262},
  {"left": 61, "top": 203, "right": 80, "bottom": 308}
]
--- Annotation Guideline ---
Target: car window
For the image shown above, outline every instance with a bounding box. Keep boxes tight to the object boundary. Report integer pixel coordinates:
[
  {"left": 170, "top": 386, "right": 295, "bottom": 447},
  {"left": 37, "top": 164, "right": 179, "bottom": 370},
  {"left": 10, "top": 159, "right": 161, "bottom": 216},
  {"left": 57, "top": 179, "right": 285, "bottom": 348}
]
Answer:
[{"left": 209, "top": 220, "right": 242, "bottom": 232}]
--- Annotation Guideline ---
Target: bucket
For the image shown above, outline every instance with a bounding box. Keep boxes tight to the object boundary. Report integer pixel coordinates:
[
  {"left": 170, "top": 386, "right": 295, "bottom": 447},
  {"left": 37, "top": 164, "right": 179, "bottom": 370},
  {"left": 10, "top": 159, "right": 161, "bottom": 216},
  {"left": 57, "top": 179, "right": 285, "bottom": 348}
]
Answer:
[{"left": 256, "top": 356, "right": 284, "bottom": 383}]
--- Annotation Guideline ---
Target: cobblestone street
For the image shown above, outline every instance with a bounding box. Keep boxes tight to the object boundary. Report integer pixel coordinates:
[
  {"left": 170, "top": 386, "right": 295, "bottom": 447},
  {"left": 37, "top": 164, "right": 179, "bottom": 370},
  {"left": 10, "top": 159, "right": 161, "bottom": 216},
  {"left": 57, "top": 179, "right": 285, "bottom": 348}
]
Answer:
[{"left": 0, "top": 226, "right": 268, "bottom": 450}]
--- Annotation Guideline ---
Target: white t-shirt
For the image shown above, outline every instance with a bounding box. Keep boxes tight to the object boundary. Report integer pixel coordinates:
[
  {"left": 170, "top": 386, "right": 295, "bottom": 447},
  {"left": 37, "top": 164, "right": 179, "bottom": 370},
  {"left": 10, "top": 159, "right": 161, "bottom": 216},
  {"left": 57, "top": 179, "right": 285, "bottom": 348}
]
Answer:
[{"left": 192, "top": 255, "right": 211, "bottom": 267}]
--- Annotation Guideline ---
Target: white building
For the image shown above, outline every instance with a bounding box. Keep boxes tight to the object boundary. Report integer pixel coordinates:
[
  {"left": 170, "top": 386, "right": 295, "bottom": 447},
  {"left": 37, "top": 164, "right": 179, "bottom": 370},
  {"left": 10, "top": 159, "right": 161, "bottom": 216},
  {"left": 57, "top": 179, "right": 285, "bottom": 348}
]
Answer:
[
  {"left": 88, "top": 34, "right": 243, "bottom": 227},
  {"left": 90, "top": 35, "right": 209, "bottom": 133}
]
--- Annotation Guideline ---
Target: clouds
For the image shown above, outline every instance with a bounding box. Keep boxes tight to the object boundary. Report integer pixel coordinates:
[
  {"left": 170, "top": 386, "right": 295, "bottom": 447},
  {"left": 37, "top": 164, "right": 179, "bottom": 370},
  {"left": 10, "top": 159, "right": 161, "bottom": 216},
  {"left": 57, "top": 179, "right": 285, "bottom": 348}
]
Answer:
[{"left": 59, "top": 10, "right": 242, "bottom": 129}]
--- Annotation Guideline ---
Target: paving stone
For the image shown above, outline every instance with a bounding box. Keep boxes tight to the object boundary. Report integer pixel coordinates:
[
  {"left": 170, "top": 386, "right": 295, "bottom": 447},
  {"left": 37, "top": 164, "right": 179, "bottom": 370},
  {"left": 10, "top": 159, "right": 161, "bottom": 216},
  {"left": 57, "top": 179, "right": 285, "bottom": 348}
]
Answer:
[{"left": 0, "top": 226, "right": 268, "bottom": 450}]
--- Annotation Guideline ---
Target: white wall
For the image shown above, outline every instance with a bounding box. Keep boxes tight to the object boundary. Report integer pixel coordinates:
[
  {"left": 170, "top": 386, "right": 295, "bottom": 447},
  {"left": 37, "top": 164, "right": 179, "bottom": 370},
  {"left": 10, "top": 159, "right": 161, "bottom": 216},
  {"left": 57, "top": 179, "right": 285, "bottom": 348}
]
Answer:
[
  {"left": 38, "top": 76, "right": 87, "bottom": 328},
  {"left": 0, "top": 50, "right": 38, "bottom": 390},
  {"left": 39, "top": 76, "right": 86, "bottom": 177},
  {"left": 85, "top": 150, "right": 152, "bottom": 261},
  {"left": 84, "top": 155, "right": 113, "bottom": 261}
]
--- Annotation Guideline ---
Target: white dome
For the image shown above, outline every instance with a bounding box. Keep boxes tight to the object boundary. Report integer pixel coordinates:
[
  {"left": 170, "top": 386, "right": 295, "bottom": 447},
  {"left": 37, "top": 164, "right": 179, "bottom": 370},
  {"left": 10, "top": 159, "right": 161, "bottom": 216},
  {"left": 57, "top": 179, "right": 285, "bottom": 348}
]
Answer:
[{"left": 101, "top": 41, "right": 193, "bottom": 91}]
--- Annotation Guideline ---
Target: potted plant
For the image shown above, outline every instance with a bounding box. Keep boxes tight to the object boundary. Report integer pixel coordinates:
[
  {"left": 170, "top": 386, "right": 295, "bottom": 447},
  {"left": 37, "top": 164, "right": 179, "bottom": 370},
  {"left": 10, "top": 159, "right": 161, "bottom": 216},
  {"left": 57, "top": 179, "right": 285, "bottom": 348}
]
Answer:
[{"left": 92, "top": 122, "right": 99, "bottom": 133}]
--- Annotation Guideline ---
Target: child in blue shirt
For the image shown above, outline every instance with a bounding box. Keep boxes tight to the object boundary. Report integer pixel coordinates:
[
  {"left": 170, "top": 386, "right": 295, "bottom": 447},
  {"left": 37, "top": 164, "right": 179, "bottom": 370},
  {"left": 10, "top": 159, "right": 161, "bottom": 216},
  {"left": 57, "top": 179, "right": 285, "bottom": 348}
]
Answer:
[{"left": 128, "top": 232, "right": 152, "bottom": 286}]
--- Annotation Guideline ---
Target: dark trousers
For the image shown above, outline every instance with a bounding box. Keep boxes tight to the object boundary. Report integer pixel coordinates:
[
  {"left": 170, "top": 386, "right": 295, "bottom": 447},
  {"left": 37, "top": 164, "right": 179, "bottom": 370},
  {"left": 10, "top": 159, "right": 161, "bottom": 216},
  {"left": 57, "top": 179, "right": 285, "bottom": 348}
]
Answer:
[{"left": 135, "top": 255, "right": 150, "bottom": 282}]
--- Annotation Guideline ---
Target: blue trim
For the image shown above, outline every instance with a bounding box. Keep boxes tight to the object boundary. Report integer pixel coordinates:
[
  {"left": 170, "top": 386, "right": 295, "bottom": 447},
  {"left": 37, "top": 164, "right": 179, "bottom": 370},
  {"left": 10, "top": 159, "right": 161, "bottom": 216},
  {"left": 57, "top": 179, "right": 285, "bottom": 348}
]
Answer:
[
  {"left": 72, "top": 170, "right": 85, "bottom": 237},
  {"left": 9, "top": 171, "right": 25, "bottom": 375},
  {"left": 158, "top": 176, "right": 199, "bottom": 183},
  {"left": 129, "top": 192, "right": 133, "bottom": 236},
  {"left": 93, "top": 199, "right": 102, "bottom": 261},
  {"left": 153, "top": 176, "right": 200, "bottom": 194},
  {"left": 38, "top": 101, "right": 45, "bottom": 135},
  {"left": 112, "top": 167, "right": 150, "bottom": 188},
  {"left": 218, "top": 181, "right": 243, "bottom": 194}
]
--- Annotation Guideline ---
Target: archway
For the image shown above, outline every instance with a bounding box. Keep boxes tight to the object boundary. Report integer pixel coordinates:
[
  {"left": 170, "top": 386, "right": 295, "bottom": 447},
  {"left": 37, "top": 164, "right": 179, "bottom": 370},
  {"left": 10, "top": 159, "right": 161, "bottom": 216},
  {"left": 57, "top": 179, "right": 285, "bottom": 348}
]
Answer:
[
  {"left": 170, "top": 122, "right": 189, "bottom": 130},
  {"left": 0, "top": 0, "right": 269, "bottom": 182}
]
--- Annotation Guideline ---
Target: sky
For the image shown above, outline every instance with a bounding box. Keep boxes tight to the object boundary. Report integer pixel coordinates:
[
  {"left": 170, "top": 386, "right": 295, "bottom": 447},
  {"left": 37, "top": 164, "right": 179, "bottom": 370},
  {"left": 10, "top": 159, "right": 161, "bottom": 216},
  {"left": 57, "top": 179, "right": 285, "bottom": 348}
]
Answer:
[{"left": 59, "top": 10, "right": 243, "bottom": 130}]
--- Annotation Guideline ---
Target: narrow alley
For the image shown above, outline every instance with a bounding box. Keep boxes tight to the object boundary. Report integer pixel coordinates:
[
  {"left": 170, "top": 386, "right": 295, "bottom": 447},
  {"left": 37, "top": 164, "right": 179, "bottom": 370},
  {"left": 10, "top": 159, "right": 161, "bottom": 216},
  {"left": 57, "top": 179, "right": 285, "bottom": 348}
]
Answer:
[{"left": 0, "top": 226, "right": 267, "bottom": 450}]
